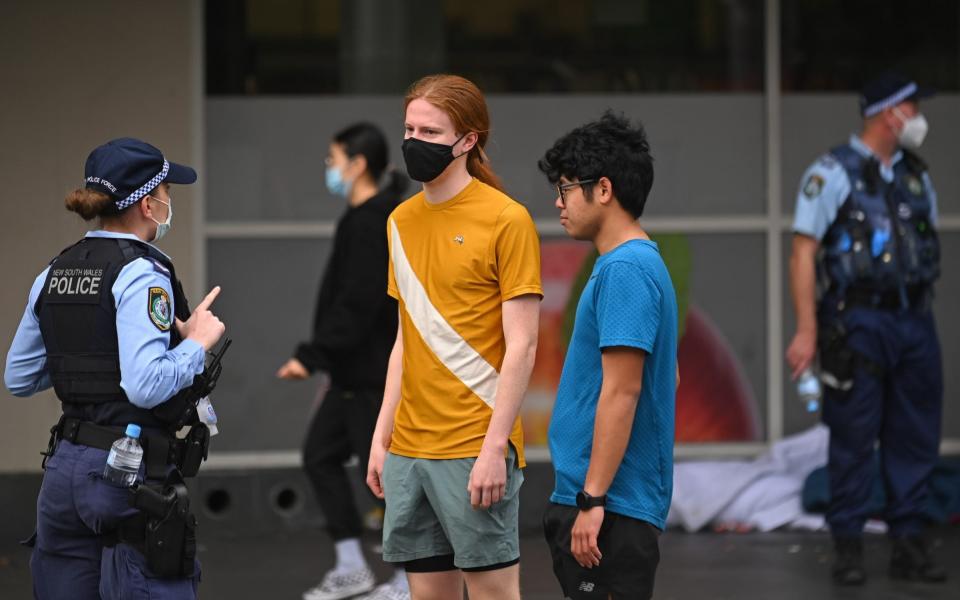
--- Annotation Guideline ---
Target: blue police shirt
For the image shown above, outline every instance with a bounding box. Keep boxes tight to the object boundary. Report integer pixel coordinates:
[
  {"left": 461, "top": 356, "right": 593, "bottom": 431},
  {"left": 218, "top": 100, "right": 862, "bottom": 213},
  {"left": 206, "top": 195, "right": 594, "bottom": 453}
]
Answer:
[
  {"left": 793, "top": 134, "right": 938, "bottom": 240},
  {"left": 548, "top": 239, "right": 678, "bottom": 528},
  {"left": 4, "top": 231, "right": 205, "bottom": 408}
]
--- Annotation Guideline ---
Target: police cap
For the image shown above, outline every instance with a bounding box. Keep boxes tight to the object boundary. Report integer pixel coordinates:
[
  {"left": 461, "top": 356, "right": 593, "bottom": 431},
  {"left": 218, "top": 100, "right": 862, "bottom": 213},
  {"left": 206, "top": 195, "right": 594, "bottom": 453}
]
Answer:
[
  {"left": 860, "top": 72, "right": 935, "bottom": 118},
  {"left": 84, "top": 138, "right": 197, "bottom": 211}
]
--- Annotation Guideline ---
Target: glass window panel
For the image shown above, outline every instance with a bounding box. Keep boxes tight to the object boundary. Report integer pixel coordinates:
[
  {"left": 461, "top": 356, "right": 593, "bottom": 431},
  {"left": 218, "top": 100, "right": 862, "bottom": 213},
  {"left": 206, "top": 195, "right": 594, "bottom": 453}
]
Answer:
[
  {"left": 206, "top": 0, "right": 764, "bottom": 94},
  {"left": 526, "top": 233, "right": 767, "bottom": 448},
  {"left": 781, "top": 0, "right": 959, "bottom": 92},
  {"left": 682, "top": 233, "right": 767, "bottom": 441}
]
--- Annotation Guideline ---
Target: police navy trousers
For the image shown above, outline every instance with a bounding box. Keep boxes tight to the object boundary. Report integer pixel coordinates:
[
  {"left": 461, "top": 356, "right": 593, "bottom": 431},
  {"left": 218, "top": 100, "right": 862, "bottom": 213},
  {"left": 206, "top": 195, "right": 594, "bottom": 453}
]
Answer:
[
  {"left": 30, "top": 440, "right": 199, "bottom": 600},
  {"left": 821, "top": 305, "right": 943, "bottom": 538}
]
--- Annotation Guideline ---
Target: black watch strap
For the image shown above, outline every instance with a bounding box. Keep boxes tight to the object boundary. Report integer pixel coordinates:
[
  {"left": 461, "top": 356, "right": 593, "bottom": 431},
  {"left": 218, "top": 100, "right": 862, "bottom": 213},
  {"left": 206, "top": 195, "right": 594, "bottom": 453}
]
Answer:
[{"left": 576, "top": 490, "right": 606, "bottom": 510}]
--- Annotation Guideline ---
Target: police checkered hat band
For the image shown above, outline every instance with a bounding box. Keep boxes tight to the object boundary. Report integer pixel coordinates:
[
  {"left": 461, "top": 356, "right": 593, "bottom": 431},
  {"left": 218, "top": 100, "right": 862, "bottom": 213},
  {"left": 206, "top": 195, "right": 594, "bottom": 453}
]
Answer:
[
  {"left": 115, "top": 160, "right": 169, "bottom": 210},
  {"left": 862, "top": 82, "right": 917, "bottom": 118}
]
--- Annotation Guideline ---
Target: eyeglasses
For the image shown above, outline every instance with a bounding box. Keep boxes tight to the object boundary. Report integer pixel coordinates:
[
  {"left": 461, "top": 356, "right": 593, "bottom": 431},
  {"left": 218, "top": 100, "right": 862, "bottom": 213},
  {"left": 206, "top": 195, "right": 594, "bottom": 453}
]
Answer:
[{"left": 556, "top": 179, "right": 596, "bottom": 206}]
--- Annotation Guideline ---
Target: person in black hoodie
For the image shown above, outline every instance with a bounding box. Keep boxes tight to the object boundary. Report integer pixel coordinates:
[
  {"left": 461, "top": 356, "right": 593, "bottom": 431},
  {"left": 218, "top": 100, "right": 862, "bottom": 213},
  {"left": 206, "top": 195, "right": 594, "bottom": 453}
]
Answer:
[{"left": 277, "top": 123, "right": 410, "bottom": 600}]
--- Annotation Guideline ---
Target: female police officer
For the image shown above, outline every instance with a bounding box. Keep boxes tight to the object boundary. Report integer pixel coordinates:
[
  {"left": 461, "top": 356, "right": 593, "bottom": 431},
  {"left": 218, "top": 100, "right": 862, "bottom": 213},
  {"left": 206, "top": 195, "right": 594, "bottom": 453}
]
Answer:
[{"left": 4, "top": 137, "right": 225, "bottom": 599}]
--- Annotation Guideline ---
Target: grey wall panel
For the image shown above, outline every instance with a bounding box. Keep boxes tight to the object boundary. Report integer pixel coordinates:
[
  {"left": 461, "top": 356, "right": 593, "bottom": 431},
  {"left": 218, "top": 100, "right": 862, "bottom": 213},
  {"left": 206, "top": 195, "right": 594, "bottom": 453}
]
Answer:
[
  {"left": 207, "top": 97, "right": 407, "bottom": 222},
  {"left": 781, "top": 94, "right": 960, "bottom": 217},
  {"left": 206, "top": 239, "right": 334, "bottom": 452},
  {"left": 0, "top": 0, "right": 202, "bottom": 473},
  {"left": 486, "top": 95, "right": 766, "bottom": 218},
  {"left": 206, "top": 95, "right": 766, "bottom": 222}
]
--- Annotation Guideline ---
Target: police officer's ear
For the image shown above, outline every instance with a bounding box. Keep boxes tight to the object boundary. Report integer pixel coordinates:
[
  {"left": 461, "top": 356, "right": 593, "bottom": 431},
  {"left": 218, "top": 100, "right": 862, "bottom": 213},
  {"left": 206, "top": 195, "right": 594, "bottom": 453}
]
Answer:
[
  {"left": 138, "top": 193, "right": 158, "bottom": 220},
  {"left": 137, "top": 194, "right": 153, "bottom": 220}
]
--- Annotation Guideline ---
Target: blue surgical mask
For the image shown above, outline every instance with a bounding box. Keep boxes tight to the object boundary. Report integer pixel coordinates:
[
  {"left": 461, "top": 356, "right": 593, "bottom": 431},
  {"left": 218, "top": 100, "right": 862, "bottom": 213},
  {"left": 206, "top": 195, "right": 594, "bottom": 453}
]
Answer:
[
  {"left": 147, "top": 195, "right": 172, "bottom": 241},
  {"left": 325, "top": 166, "right": 352, "bottom": 198}
]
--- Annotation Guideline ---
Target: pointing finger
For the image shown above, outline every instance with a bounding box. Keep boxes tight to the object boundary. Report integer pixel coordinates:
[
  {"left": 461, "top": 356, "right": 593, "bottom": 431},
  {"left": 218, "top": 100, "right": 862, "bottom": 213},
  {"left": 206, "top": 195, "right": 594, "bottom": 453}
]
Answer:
[{"left": 195, "top": 286, "right": 221, "bottom": 312}]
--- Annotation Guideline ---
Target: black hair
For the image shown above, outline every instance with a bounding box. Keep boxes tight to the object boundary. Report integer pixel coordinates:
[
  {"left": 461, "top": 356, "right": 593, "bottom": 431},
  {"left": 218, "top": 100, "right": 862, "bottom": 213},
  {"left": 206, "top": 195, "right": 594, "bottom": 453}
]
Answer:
[
  {"left": 333, "top": 122, "right": 409, "bottom": 197},
  {"left": 538, "top": 111, "right": 654, "bottom": 218}
]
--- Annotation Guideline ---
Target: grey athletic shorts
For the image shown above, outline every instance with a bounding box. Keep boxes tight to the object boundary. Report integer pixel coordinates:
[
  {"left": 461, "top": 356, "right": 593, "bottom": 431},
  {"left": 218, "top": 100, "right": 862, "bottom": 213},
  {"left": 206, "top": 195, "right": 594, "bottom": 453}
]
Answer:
[{"left": 381, "top": 447, "right": 523, "bottom": 570}]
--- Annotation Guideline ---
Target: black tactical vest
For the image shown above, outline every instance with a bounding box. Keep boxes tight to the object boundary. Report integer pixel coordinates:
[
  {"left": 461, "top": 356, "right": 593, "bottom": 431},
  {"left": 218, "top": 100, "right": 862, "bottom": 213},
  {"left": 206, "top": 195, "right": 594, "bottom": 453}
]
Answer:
[
  {"left": 35, "top": 237, "right": 197, "bottom": 432},
  {"left": 820, "top": 144, "right": 940, "bottom": 296}
]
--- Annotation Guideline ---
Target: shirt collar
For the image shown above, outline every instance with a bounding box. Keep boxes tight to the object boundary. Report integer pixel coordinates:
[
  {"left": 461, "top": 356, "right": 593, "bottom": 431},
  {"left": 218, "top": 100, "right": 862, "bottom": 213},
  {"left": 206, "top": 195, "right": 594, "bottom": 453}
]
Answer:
[
  {"left": 85, "top": 230, "right": 172, "bottom": 261},
  {"left": 849, "top": 134, "right": 903, "bottom": 167}
]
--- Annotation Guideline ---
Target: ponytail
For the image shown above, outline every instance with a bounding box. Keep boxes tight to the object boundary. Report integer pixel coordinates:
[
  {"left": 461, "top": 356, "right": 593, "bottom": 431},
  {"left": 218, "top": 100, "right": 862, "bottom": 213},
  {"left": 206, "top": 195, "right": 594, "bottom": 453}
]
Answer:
[
  {"left": 64, "top": 188, "right": 116, "bottom": 221},
  {"left": 467, "top": 147, "right": 503, "bottom": 192}
]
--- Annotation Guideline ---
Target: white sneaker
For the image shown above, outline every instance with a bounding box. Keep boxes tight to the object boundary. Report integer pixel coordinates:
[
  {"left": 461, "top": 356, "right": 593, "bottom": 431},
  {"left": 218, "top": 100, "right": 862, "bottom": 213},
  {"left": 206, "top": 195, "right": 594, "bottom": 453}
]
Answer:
[
  {"left": 356, "top": 582, "right": 411, "bottom": 600},
  {"left": 302, "top": 567, "right": 376, "bottom": 600}
]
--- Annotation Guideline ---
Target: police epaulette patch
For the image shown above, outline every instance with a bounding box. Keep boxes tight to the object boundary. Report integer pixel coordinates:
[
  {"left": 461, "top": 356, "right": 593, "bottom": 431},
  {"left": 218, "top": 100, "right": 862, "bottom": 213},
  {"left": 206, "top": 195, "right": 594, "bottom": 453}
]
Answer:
[
  {"left": 817, "top": 154, "right": 837, "bottom": 169},
  {"left": 148, "top": 286, "right": 172, "bottom": 331},
  {"left": 146, "top": 257, "right": 171, "bottom": 277}
]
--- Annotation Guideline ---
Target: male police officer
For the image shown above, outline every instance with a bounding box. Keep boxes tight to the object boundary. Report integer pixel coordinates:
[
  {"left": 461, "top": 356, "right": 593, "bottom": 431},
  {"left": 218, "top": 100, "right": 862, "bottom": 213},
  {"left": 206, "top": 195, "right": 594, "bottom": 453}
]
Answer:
[{"left": 786, "top": 73, "right": 946, "bottom": 586}]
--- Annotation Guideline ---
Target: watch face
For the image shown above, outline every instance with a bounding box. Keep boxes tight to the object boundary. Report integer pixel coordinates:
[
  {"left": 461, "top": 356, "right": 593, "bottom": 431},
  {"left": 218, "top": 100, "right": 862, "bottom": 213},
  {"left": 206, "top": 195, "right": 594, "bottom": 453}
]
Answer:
[
  {"left": 576, "top": 491, "right": 587, "bottom": 509},
  {"left": 576, "top": 491, "right": 605, "bottom": 509}
]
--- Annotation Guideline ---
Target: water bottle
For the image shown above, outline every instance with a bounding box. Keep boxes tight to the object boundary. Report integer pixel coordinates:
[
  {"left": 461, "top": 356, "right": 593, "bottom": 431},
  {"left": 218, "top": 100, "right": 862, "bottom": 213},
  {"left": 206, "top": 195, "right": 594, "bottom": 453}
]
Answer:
[
  {"left": 103, "top": 423, "right": 143, "bottom": 487},
  {"left": 797, "top": 368, "right": 821, "bottom": 413}
]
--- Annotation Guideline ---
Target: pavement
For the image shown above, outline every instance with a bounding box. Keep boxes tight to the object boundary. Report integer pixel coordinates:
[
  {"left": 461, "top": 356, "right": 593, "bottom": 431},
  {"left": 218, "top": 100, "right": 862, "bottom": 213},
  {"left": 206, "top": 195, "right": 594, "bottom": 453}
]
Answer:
[{"left": 2, "top": 527, "right": 959, "bottom": 598}]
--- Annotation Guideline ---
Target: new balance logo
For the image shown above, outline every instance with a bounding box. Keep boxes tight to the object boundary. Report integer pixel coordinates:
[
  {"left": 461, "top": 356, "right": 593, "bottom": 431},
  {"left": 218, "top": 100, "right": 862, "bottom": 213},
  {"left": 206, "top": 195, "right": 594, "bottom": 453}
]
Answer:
[{"left": 578, "top": 581, "right": 595, "bottom": 592}]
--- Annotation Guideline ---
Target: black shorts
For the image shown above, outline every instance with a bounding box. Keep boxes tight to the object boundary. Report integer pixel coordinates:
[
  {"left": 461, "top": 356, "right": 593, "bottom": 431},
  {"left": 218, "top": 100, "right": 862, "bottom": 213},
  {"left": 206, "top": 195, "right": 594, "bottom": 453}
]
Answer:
[{"left": 542, "top": 502, "right": 660, "bottom": 600}]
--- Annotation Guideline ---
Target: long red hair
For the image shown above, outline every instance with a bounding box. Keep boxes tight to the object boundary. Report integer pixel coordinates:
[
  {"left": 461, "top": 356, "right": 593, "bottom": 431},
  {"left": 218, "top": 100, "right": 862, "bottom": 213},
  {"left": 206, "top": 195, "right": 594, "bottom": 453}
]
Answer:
[{"left": 404, "top": 74, "right": 504, "bottom": 192}]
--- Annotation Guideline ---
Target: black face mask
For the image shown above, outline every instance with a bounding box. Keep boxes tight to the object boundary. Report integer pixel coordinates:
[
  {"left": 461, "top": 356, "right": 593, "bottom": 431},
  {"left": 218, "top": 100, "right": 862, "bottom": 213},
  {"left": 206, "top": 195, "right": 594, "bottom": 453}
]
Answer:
[{"left": 401, "top": 134, "right": 467, "bottom": 182}]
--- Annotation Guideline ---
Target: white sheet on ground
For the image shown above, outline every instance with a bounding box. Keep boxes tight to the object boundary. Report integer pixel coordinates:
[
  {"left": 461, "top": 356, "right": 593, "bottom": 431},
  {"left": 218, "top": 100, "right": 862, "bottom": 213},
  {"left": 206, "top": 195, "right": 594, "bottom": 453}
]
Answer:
[{"left": 667, "top": 424, "right": 836, "bottom": 532}]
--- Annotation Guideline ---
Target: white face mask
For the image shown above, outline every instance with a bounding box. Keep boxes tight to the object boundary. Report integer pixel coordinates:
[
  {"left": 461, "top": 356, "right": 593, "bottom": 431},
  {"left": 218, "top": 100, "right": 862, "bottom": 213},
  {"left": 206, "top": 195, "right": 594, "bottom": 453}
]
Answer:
[
  {"left": 147, "top": 195, "right": 173, "bottom": 241},
  {"left": 893, "top": 107, "right": 929, "bottom": 150}
]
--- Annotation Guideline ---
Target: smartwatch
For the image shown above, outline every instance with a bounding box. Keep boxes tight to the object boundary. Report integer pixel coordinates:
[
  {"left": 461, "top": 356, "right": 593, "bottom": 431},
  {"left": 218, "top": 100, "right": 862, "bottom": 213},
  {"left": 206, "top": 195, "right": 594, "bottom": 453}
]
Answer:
[{"left": 575, "top": 490, "right": 606, "bottom": 511}]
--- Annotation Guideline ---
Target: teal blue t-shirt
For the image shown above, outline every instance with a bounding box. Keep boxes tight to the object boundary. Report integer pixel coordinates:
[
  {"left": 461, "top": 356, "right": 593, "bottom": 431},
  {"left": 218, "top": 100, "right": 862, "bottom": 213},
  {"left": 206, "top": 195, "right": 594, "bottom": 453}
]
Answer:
[{"left": 548, "top": 239, "right": 677, "bottom": 528}]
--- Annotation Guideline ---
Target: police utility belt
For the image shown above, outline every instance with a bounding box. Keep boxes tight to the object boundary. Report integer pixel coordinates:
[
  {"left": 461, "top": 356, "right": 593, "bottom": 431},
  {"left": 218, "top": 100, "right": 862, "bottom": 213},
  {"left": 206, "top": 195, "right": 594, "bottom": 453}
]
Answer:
[
  {"left": 45, "top": 417, "right": 209, "bottom": 479},
  {"left": 43, "top": 417, "right": 206, "bottom": 579},
  {"left": 837, "top": 283, "right": 931, "bottom": 312}
]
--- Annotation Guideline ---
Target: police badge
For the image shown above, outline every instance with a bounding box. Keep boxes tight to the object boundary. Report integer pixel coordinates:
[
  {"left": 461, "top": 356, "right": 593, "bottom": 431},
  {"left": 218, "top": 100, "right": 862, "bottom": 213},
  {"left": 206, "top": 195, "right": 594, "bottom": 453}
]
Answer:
[
  {"left": 803, "top": 174, "right": 824, "bottom": 199},
  {"left": 148, "top": 286, "right": 172, "bottom": 331},
  {"left": 906, "top": 175, "right": 923, "bottom": 196}
]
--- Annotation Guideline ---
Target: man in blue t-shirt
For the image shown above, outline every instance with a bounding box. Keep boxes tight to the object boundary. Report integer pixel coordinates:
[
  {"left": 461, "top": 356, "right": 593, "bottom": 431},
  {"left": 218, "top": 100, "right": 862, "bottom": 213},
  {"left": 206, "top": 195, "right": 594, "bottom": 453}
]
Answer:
[{"left": 537, "top": 111, "right": 678, "bottom": 600}]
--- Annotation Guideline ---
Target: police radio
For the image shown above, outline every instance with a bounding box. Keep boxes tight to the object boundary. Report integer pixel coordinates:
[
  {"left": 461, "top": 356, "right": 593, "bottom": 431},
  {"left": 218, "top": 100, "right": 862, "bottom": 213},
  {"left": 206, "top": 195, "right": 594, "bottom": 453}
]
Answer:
[{"left": 151, "top": 337, "right": 233, "bottom": 433}]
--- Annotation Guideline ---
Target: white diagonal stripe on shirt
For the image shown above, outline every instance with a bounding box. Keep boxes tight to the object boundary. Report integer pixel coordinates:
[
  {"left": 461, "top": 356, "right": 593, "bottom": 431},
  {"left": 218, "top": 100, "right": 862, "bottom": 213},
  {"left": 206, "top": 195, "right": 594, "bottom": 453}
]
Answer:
[{"left": 390, "top": 219, "right": 498, "bottom": 408}]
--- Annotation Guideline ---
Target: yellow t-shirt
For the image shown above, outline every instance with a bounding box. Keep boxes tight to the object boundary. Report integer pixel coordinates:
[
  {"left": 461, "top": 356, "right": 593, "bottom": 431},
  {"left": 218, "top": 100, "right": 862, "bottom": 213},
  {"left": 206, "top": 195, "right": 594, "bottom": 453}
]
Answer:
[{"left": 386, "top": 178, "right": 542, "bottom": 467}]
